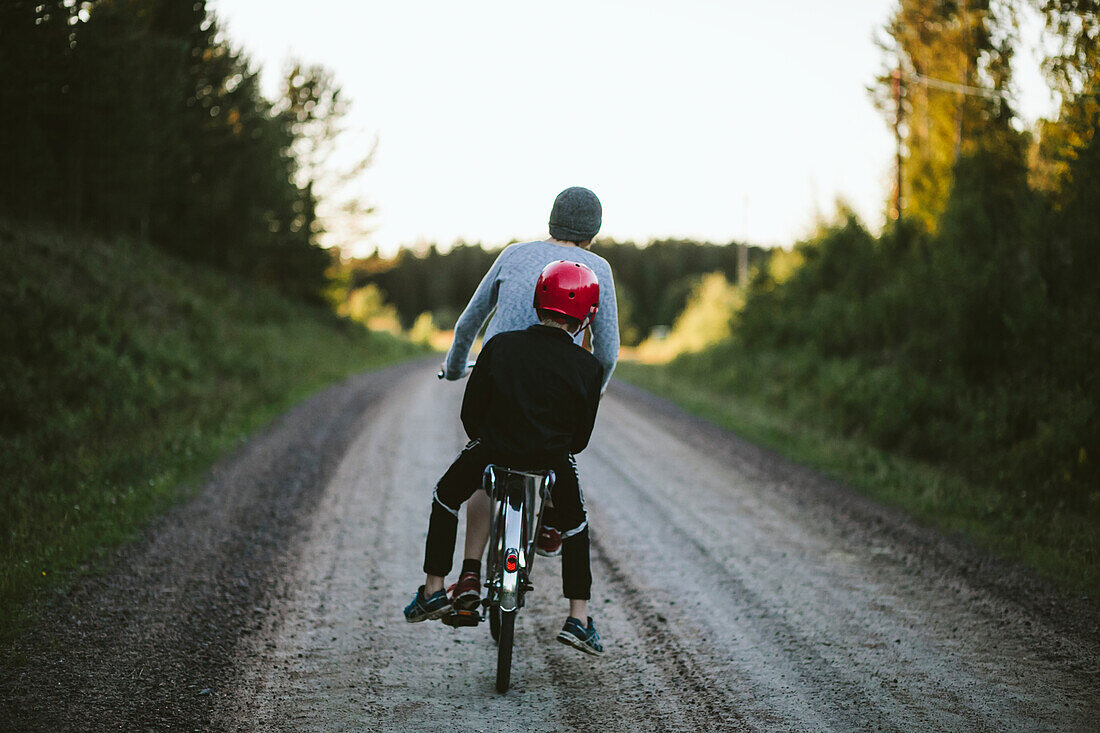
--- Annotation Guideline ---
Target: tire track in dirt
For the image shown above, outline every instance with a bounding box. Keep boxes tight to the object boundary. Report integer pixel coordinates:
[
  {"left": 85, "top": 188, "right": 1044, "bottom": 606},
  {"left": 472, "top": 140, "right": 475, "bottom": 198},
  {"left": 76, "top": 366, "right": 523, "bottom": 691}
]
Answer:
[
  {"left": 587, "top": 531, "right": 751, "bottom": 730},
  {"left": 580, "top": 387, "right": 1100, "bottom": 731},
  {"left": 584, "top": 443, "right": 937, "bottom": 731}
]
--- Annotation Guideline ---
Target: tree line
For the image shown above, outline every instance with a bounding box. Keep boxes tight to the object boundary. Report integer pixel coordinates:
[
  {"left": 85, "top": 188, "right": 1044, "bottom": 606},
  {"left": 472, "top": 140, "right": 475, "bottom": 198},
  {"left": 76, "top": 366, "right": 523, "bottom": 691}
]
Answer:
[
  {"left": 338, "top": 239, "right": 769, "bottom": 346},
  {"left": 0, "top": 1, "right": 351, "bottom": 301}
]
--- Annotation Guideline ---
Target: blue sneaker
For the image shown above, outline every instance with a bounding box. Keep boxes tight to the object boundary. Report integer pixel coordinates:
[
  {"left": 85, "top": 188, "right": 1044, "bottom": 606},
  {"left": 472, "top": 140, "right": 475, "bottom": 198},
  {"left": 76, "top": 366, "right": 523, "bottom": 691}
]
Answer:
[
  {"left": 404, "top": 585, "right": 452, "bottom": 623},
  {"left": 556, "top": 616, "right": 604, "bottom": 656}
]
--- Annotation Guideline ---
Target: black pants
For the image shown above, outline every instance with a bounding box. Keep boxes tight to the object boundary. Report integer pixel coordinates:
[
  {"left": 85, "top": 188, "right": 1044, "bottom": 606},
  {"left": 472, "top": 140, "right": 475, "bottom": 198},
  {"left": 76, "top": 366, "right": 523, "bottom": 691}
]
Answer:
[{"left": 423, "top": 440, "right": 592, "bottom": 600}]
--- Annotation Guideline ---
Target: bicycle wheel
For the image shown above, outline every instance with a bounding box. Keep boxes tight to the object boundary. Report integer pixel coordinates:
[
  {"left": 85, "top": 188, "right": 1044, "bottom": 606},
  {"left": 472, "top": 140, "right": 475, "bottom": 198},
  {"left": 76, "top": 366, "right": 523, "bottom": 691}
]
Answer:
[{"left": 495, "top": 609, "right": 516, "bottom": 693}]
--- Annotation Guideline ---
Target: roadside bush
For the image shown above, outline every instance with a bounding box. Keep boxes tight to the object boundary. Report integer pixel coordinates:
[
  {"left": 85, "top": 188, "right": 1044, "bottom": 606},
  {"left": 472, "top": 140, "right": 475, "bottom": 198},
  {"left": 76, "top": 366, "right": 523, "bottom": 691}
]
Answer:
[
  {"left": 661, "top": 136, "right": 1098, "bottom": 579},
  {"left": 0, "top": 222, "right": 425, "bottom": 636},
  {"left": 636, "top": 272, "right": 743, "bottom": 361}
]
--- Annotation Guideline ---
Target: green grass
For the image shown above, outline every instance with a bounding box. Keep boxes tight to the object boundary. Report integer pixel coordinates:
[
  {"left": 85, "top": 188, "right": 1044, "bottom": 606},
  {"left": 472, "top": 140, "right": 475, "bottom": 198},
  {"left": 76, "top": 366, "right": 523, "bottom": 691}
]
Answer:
[
  {"left": 0, "top": 222, "right": 427, "bottom": 641},
  {"left": 617, "top": 356, "right": 1099, "bottom": 600}
]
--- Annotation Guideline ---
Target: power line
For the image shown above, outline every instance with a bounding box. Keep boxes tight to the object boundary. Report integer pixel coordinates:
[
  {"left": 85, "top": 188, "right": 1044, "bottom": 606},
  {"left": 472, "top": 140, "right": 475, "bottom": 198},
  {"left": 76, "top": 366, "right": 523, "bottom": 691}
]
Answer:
[
  {"left": 906, "top": 69, "right": 1100, "bottom": 102},
  {"left": 905, "top": 70, "right": 1006, "bottom": 99}
]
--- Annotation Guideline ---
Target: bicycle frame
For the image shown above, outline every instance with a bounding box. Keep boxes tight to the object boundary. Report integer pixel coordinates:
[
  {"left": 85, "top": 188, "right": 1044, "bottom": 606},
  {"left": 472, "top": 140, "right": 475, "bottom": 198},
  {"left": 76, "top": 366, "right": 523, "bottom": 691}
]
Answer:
[{"left": 483, "top": 466, "right": 554, "bottom": 613}]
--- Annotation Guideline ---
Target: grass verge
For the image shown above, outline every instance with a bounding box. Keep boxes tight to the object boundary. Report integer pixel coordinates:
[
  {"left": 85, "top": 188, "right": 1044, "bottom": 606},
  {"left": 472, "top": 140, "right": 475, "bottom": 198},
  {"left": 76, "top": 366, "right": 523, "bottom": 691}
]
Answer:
[
  {"left": 0, "top": 222, "right": 427, "bottom": 642},
  {"left": 616, "top": 357, "right": 1098, "bottom": 600}
]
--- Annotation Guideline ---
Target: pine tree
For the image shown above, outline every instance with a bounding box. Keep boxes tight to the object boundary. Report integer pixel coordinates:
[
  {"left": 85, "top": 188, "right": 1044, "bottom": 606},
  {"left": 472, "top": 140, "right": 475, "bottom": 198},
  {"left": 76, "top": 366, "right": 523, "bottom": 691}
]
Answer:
[
  {"left": 0, "top": 0, "right": 338, "bottom": 301},
  {"left": 0, "top": 1, "right": 79, "bottom": 221}
]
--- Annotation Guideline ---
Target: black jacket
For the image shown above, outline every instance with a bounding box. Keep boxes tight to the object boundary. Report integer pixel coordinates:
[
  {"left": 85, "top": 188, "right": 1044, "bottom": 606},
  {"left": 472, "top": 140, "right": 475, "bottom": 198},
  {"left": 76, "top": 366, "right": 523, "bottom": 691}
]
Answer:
[{"left": 461, "top": 324, "right": 604, "bottom": 465}]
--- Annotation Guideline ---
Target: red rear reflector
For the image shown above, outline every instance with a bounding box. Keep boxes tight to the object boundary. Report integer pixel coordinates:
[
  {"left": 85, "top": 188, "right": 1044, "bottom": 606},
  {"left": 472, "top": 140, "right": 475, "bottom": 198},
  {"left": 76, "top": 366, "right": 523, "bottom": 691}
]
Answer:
[{"left": 505, "top": 553, "right": 518, "bottom": 572}]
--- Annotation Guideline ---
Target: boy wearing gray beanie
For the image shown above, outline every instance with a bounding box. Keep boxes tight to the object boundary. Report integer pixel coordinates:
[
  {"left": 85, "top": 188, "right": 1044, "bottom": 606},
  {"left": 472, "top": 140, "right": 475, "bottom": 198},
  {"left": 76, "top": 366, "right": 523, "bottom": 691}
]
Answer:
[
  {"left": 548, "top": 186, "right": 603, "bottom": 243},
  {"left": 442, "top": 186, "right": 617, "bottom": 385}
]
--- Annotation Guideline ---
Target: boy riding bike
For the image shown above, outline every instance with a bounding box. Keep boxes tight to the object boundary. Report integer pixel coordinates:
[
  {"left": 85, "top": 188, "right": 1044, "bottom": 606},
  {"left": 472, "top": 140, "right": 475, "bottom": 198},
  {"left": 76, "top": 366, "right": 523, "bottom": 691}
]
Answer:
[
  {"left": 440, "top": 186, "right": 619, "bottom": 617},
  {"left": 405, "top": 260, "right": 606, "bottom": 655}
]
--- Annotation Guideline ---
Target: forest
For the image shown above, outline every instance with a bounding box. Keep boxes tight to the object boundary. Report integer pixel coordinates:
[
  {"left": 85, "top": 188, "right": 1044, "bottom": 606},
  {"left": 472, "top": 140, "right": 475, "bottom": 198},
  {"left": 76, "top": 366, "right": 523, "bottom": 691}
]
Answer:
[
  {"left": 338, "top": 238, "right": 770, "bottom": 345},
  {"left": 0, "top": 0, "right": 347, "bottom": 301},
  {"left": 0, "top": 0, "right": 400, "bottom": 626}
]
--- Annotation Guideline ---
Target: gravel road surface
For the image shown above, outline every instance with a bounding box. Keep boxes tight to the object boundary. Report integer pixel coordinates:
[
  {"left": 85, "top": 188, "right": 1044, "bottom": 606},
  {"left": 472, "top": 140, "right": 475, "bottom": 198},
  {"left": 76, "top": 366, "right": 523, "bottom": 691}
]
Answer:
[{"left": 4, "top": 360, "right": 1098, "bottom": 731}]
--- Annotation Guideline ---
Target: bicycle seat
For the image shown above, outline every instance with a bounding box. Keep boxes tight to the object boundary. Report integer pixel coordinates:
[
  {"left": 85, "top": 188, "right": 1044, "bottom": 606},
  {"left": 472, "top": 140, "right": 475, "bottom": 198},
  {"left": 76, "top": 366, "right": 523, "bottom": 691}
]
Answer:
[
  {"left": 484, "top": 465, "right": 555, "bottom": 494},
  {"left": 487, "top": 466, "right": 554, "bottom": 481}
]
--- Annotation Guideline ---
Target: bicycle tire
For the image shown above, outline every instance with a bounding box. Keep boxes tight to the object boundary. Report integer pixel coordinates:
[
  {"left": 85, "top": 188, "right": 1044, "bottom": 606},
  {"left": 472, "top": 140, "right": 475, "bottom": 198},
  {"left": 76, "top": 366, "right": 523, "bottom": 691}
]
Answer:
[
  {"left": 489, "top": 605, "right": 501, "bottom": 643},
  {"left": 495, "top": 609, "right": 516, "bottom": 693}
]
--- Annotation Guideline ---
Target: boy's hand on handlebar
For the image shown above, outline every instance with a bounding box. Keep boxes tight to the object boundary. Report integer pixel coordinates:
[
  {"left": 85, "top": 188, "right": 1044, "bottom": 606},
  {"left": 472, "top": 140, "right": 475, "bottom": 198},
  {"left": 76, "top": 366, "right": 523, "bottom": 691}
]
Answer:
[{"left": 438, "top": 361, "right": 475, "bottom": 380}]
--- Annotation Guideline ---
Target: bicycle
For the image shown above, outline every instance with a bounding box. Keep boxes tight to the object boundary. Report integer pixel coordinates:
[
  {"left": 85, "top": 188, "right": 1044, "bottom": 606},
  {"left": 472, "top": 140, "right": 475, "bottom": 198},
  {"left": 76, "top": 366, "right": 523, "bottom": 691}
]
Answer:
[
  {"left": 438, "top": 364, "right": 555, "bottom": 693},
  {"left": 480, "top": 464, "right": 554, "bottom": 692}
]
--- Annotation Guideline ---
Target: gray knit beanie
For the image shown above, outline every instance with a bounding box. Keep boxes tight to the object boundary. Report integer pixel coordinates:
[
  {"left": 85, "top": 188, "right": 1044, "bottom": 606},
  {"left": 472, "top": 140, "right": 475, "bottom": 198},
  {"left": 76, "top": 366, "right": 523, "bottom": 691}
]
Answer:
[{"left": 548, "top": 186, "right": 602, "bottom": 242}]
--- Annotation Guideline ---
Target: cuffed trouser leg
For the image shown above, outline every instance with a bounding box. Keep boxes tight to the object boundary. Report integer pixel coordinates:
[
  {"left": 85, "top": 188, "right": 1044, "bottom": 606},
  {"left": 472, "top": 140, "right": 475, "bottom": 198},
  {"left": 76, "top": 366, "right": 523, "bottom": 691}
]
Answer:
[
  {"left": 561, "top": 527, "right": 592, "bottom": 600},
  {"left": 424, "top": 501, "right": 460, "bottom": 578},
  {"left": 549, "top": 454, "right": 591, "bottom": 600},
  {"left": 423, "top": 441, "right": 489, "bottom": 577}
]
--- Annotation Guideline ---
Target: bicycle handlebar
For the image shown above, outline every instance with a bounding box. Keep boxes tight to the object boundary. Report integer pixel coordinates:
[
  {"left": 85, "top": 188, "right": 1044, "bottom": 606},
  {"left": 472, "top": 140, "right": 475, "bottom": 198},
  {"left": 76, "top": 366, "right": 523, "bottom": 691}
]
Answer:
[{"left": 437, "top": 362, "right": 478, "bottom": 380}]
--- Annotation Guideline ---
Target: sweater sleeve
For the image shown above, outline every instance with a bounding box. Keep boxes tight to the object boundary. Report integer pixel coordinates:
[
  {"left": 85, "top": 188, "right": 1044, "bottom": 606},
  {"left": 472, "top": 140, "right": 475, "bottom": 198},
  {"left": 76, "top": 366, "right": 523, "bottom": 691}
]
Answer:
[
  {"left": 590, "top": 264, "right": 620, "bottom": 392},
  {"left": 444, "top": 249, "right": 507, "bottom": 379}
]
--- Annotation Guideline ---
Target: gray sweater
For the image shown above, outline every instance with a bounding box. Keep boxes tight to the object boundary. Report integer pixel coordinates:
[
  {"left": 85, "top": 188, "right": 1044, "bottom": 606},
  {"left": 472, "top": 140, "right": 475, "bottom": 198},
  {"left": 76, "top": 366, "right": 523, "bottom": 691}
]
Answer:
[{"left": 444, "top": 240, "right": 619, "bottom": 389}]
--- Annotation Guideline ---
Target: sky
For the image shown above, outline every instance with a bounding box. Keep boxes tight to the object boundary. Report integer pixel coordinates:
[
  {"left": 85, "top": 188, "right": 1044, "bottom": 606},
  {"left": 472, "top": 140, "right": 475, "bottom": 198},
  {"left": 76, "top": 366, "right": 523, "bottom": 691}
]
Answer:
[{"left": 208, "top": 0, "right": 1057, "bottom": 256}]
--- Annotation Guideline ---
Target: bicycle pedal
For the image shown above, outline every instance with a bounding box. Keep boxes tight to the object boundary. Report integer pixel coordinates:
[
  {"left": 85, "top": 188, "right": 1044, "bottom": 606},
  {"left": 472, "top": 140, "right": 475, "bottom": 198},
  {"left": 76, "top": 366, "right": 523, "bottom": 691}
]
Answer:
[{"left": 441, "top": 610, "right": 481, "bottom": 628}]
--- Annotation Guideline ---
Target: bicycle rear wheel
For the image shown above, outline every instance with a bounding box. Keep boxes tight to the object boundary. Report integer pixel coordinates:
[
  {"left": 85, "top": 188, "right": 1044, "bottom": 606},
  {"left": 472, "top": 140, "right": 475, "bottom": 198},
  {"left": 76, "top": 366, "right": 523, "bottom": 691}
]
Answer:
[{"left": 495, "top": 609, "right": 516, "bottom": 693}]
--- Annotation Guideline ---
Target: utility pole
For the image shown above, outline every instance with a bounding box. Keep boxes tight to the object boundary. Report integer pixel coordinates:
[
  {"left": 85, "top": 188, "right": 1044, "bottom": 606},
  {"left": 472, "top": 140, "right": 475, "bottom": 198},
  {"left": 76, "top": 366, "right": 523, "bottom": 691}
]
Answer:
[
  {"left": 955, "top": 0, "right": 969, "bottom": 162},
  {"left": 892, "top": 64, "right": 904, "bottom": 221},
  {"left": 739, "top": 195, "right": 749, "bottom": 288}
]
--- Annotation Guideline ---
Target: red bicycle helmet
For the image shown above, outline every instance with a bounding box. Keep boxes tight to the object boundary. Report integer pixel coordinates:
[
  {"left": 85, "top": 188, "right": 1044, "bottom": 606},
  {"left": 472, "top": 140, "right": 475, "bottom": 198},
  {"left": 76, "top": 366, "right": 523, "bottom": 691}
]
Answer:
[{"left": 533, "top": 260, "right": 600, "bottom": 330}]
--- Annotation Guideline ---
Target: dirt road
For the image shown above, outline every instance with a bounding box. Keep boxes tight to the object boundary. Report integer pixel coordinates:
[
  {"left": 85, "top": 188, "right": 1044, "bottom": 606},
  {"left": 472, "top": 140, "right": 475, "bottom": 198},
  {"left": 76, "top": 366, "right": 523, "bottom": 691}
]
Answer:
[{"left": 4, "top": 361, "right": 1098, "bottom": 731}]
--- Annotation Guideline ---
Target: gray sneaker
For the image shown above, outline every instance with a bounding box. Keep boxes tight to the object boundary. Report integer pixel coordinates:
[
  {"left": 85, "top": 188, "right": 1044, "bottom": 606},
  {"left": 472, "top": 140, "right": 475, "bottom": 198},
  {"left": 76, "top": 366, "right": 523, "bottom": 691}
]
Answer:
[
  {"left": 404, "top": 586, "right": 452, "bottom": 623},
  {"left": 556, "top": 616, "right": 604, "bottom": 656}
]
